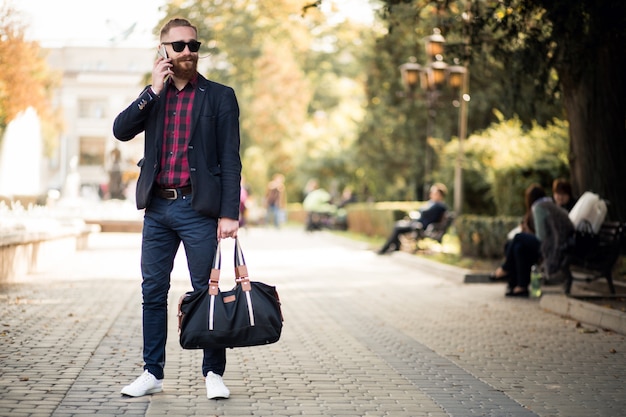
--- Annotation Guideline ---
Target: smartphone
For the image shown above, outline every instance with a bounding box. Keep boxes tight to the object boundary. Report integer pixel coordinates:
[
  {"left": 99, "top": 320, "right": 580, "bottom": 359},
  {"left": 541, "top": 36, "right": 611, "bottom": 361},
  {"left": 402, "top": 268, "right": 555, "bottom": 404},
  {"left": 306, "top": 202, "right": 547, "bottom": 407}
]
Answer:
[
  {"left": 158, "top": 45, "right": 170, "bottom": 83},
  {"left": 158, "top": 45, "right": 168, "bottom": 59}
]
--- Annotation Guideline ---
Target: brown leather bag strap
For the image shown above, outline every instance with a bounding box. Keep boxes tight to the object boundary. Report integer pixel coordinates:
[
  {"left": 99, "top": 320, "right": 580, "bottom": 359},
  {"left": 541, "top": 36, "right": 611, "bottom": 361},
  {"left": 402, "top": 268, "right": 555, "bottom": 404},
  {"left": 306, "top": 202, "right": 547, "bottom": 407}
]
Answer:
[
  {"left": 234, "top": 238, "right": 250, "bottom": 290},
  {"left": 209, "top": 239, "right": 249, "bottom": 291},
  {"left": 208, "top": 241, "right": 221, "bottom": 296}
]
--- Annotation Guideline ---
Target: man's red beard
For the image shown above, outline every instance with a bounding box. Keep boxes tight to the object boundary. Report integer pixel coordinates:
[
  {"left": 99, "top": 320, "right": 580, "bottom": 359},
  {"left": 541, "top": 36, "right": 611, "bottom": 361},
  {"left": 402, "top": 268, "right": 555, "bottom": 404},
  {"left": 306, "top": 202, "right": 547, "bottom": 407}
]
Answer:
[{"left": 171, "top": 56, "right": 198, "bottom": 80}]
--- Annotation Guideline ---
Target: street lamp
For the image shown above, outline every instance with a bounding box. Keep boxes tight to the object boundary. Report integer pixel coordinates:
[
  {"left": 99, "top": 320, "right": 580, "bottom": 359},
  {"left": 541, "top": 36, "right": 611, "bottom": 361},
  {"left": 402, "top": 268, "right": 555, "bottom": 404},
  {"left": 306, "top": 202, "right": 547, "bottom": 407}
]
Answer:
[
  {"left": 425, "top": 27, "right": 445, "bottom": 58},
  {"left": 399, "top": 28, "right": 469, "bottom": 213},
  {"left": 399, "top": 58, "right": 436, "bottom": 201},
  {"left": 448, "top": 63, "right": 469, "bottom": 215},
  {"left": 399, "top": 61, "right": 422, "bottom": 94}
]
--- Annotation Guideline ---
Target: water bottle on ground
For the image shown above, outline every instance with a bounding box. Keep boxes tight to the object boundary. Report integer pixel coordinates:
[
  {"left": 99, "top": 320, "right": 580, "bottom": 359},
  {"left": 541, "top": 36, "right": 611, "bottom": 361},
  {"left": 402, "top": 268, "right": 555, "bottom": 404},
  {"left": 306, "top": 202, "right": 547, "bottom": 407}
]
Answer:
[{"left": 530, "top": 265, "right": 542, "bottom": 298}]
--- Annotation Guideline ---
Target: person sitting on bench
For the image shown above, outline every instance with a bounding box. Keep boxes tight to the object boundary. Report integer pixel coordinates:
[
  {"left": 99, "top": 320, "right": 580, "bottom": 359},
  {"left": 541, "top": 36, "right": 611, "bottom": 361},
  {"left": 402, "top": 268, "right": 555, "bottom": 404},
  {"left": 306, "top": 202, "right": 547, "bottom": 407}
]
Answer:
[
  {"left": 552, "top": 178, "right": 577, "bottom": 212},
  {"left": 377, "top": 183, "right": 448, "bottom": 255}
]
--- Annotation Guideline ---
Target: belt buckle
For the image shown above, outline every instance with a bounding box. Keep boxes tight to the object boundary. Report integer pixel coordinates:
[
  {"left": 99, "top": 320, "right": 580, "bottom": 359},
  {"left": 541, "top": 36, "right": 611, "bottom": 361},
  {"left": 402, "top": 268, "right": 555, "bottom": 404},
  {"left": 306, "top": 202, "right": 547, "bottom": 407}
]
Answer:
[{"left": 164, "top": 188, "right": 178, "bottom": 200}]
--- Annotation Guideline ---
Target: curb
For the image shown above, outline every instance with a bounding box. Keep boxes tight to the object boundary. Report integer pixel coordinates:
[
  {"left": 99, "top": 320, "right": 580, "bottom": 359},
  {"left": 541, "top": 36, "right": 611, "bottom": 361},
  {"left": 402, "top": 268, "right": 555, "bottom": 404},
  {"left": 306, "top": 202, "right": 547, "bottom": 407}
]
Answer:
[
  {"left": 540, "top": 294, "right": 626, "bottom": 335},
  {"left": 384, "top": 244, "right": 626, "bottom": 336}
]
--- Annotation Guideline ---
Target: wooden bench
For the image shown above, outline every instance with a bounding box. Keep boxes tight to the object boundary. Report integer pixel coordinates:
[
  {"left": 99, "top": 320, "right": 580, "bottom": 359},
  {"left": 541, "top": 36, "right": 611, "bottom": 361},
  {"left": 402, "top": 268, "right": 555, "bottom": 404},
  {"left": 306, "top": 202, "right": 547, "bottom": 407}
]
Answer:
[
  {"left": 560, "top": 221, "right": 625, "bottom": 295},
  {"left": 400, "top": 211, "right": 456, "bottom": 252},
  {"left": 423, "top": 211, "right": 456, "bottom": 243}
]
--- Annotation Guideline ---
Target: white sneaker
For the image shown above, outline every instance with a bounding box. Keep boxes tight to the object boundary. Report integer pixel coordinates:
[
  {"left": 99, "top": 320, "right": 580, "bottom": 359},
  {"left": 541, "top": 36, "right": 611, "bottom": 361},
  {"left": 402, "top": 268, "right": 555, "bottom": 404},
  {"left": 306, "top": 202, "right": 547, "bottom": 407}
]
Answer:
[
  {"left": 205, "top": 371, "right": 230, "bottom": 399},
  {"left": 121, "top": 370, "right": 163, "bottom": 397}
]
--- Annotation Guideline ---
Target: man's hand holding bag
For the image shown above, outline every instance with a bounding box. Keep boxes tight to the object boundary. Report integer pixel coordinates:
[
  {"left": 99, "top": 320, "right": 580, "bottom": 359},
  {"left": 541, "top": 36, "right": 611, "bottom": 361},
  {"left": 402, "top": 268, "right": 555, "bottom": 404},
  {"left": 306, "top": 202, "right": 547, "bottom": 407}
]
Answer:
[{"left": 177, "top": 238, "right": 283, "bottom": 349}]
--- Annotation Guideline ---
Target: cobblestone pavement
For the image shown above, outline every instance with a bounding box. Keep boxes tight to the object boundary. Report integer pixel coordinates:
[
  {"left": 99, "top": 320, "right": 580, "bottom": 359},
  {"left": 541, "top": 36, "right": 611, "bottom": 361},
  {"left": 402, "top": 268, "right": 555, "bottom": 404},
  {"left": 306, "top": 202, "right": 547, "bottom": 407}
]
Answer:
[{"left": 1, "top": 227, "right": 625, "bottom": 417}]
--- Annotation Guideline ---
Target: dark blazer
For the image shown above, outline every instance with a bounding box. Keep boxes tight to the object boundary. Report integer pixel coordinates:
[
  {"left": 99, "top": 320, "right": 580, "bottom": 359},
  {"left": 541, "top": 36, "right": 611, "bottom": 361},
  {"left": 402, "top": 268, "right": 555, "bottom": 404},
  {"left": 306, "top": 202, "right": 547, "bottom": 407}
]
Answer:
[
  {"left": 418, "top": 200, "right": 447, "bottom": 229},
  {"left": 112, "top": 74, "right": 241, "bottom": 220}
]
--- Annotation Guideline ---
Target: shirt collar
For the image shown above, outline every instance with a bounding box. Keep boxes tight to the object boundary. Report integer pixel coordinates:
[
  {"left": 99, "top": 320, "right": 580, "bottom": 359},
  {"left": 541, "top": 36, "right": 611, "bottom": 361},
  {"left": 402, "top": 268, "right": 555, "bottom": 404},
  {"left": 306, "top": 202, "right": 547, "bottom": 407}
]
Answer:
[{"left": 165, "top": 73, "right": 199, "bottom": 91}]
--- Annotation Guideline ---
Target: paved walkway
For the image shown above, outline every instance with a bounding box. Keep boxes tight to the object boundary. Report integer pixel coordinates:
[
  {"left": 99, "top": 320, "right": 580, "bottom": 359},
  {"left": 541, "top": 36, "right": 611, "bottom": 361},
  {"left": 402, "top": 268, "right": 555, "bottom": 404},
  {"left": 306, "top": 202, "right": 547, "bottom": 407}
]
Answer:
[{"left": 1, "top": 227, "right": 625, "bottom": 417}]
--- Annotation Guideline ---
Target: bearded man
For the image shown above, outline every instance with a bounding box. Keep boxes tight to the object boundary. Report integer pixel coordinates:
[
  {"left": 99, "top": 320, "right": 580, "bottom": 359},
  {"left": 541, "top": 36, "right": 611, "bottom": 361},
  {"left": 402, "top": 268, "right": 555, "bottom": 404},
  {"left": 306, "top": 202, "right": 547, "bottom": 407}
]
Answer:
[{"left": 113, "top": 17, "right": 242, "bottom": 400}]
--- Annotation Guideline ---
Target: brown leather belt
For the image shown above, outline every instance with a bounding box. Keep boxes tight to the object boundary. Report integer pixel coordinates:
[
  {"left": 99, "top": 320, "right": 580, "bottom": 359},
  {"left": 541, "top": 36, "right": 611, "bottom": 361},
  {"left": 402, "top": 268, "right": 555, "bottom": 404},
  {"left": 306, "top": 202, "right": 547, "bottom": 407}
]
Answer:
[{"left": 154, "top": 185, "right": 192, "bottom": 200}]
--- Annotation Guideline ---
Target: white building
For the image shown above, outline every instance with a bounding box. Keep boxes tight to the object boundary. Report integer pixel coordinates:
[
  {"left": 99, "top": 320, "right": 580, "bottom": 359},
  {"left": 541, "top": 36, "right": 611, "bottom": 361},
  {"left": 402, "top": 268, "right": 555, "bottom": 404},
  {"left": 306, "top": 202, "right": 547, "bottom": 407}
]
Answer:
[{"left": 45, "top": 46, "right": 155, "bottom": 196}]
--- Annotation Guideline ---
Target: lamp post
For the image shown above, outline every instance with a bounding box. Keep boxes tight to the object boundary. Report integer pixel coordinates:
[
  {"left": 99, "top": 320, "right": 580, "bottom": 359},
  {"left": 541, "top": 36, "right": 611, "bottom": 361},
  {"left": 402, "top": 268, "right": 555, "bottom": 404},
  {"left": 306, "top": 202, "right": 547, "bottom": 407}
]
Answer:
[
  {"left": 449, "top": 63, "right": 469, "bottom": 215},
  {"left": 399, "top": 28, "right": 469, "bottom": 213},
  {"left": 399, "top": 59, "right": 429, "bottom": 201}
]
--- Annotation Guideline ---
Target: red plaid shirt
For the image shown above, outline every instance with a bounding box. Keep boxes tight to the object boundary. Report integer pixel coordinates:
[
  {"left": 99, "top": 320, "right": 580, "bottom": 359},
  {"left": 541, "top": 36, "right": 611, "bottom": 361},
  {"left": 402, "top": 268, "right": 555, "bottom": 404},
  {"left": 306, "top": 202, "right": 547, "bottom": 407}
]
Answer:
[{"left": 156, "top": 76, "right": 197, "bottom": 188}]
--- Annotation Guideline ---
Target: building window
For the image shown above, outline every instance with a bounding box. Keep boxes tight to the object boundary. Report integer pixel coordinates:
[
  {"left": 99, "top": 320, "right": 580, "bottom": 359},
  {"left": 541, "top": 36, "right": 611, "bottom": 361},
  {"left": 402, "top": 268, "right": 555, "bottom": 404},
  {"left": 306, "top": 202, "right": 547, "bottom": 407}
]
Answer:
[
  {"left": 79, "top": 136, "right": 106, "bottom": 166},
  {"left": 78, "top": 99, "right": 107, "bottom": 119}
]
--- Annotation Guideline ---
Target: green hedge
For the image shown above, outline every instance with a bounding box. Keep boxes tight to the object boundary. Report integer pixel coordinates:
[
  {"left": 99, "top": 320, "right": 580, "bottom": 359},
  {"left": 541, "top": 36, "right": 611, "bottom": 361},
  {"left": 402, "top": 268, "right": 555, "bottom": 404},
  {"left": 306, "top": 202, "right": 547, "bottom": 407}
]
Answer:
[
  {"left": 289, "top": 203, "right": 520, "bottom": 259},
  {"left": 455, "top": 215, "right": 520, "bottom": 258}
]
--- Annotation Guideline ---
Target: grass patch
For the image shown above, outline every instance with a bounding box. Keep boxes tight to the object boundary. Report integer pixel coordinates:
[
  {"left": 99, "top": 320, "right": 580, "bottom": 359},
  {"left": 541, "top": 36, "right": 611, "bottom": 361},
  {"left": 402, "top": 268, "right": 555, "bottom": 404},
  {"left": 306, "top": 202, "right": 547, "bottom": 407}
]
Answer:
[
  {"left": 413, "top": 234, "right": 501, "bottom": 272},
  {"left": 330, "top": 227, "right": 625, "bottom": 278},
  {"left": 330, "top": 228, "right": 501, "bottom": 272}
]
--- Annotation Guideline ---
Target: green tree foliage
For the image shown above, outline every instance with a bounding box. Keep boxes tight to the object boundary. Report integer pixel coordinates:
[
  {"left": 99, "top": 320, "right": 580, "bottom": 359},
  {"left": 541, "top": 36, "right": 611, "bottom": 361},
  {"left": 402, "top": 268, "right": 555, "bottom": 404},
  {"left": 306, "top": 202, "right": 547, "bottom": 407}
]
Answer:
[
  {"left": 356, "top": 0, "right": 566, "bottom": 203},
  {"left": 356, "top": 0, "right": 626, "bottom": 223},
  {"left": 356, "top": 2, "right": 431, "bottom": 202},
  {"left": 466, "top": 0, "right": 626, "bottom": 220},
  {"left": 435, "top": 115, "right": 569, "bottom": 215},
  {"left": 157, "top": 0, "right": 372, "bottom": 202}
]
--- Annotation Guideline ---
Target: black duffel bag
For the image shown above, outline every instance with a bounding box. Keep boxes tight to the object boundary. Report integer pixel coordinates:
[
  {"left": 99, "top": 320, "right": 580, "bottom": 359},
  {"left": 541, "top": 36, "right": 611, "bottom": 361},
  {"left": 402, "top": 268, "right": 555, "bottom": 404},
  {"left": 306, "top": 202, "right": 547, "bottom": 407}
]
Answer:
[{"left": 178, "top": 238, "right": 283, "bottom": 349}]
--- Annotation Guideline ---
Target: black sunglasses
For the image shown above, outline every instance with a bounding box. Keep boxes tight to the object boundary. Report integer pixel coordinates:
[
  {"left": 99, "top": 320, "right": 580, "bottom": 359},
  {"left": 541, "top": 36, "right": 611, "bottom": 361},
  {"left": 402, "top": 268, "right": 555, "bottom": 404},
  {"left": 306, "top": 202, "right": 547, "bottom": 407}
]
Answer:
[{"left": 161, "top": 40, "right": 201, "bottom": 53}]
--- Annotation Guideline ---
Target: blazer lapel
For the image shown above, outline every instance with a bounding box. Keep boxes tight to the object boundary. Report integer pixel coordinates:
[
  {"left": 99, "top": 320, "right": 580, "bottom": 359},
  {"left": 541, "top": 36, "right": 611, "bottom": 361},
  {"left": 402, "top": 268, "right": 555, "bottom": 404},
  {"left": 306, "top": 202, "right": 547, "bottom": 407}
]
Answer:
[
  {"left": 189, "top": 75, "right": 210, "bottom": 142},
  {"left": 150, "top": 93, "right": 166, "bottom": 160}
]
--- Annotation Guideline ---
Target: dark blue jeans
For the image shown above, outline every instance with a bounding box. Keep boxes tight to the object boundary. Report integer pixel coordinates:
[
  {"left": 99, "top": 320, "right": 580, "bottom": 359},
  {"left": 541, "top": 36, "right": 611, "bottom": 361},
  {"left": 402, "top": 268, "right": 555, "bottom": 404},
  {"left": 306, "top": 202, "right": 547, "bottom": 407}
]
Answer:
[
  {"left": 141, "top": 194, "right": 225, "bottom": 380},
  {"left": 502, "top": 232, "right": 541, "bottom": 290}
]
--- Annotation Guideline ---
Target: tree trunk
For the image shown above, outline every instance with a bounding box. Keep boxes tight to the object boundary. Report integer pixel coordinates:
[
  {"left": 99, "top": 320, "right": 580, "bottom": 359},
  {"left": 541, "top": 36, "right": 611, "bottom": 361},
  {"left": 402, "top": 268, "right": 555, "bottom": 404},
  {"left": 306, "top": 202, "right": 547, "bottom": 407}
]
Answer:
[{"left": 559, "top": 40, "right": 626, "bottom": 222}]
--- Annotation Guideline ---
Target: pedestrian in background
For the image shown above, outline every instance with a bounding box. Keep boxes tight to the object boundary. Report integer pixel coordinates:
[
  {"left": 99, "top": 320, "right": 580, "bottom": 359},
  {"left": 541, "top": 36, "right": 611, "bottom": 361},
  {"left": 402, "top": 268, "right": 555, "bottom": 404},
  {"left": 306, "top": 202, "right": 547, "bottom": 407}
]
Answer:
[
  {"left": 265, "top": 173, "right": 286, "bottom": 228},
  {"left": 552, "top": 178, "right": 577, "bottom": 212},
  {"left": 493, "top": 183, "right": 548, "bottom": 297},
  {"left": 239, "top": 176, "right": 249, "bottom": 228},
  {"left": 113, "top": 17, "right": 241, "bottom": 400}
]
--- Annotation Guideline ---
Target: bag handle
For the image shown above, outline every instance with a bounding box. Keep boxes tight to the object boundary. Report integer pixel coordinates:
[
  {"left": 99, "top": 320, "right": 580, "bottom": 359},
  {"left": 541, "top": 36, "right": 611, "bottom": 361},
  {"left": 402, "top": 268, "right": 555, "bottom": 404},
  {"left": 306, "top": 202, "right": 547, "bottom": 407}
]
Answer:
[
  {"left": 208, "top": 238, "right": 251, "bottom": 296},
  {"left": 234, "top": 238, "right": 250, "bottom": 289},
  {"left": 208, "top": 241, "right": 222, "bottom": 296},
  {"left": 208, "top": 239, "right": 255, "bottom": 330}
]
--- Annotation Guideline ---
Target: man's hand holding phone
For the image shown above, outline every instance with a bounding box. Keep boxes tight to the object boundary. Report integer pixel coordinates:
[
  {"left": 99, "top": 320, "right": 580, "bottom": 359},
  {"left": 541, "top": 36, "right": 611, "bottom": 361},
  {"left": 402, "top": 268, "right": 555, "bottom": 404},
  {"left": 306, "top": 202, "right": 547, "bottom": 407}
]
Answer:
[{"left": 151, "top": 45, "right": 171, "bottom": 95}]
